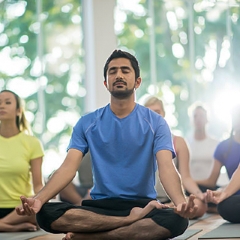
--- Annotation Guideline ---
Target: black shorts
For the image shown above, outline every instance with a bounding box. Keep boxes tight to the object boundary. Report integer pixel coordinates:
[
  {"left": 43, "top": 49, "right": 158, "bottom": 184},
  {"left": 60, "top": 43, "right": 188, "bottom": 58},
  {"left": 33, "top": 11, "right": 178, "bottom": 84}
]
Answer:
[
  {"left": 37, "top": 198, "right": 188, "bottom": 238},
  {"left": 0, "top": 208, "right": 15, "bottom": 218}
]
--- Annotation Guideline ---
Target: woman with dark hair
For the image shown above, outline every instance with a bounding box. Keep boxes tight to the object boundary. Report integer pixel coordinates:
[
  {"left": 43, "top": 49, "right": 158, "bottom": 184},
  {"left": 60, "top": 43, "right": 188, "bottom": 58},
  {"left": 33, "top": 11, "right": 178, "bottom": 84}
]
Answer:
[
  {"left": 0, "top": 90, "right": 44, "bottom": 231},
  {"left": 206, "top": 164, "right": 240, "bottom": 223},
  {"left": 197, "top": 104, "right": 240, "bottom": 222}
]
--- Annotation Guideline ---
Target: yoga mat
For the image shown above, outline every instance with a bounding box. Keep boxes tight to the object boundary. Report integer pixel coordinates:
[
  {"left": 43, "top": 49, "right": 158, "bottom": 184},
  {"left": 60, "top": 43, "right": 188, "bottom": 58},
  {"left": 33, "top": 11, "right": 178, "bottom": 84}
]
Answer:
[
  {"left": 174, "top": 229, "right": 202, "bottom": 240},
  {"left": 189, "top": 213, "right": 212, "bottom": 226},
  {"left": 0, "top": 229, "right": 49, "bottom": 240},
  {"left": 199, "top": 222, "right": 240, "bottom": 239}
]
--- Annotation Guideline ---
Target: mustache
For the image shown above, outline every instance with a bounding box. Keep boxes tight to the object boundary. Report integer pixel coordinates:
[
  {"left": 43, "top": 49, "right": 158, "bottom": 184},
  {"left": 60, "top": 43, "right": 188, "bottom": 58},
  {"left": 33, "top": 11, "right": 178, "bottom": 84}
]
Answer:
[{"left": 113, "top": 79, "right": 127, "bottom": 86}]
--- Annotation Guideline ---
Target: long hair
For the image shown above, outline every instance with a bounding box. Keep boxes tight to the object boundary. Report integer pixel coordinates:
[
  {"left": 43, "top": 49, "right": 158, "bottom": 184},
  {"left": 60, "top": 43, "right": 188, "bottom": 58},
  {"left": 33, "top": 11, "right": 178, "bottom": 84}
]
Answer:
[
  {"left": 224, "top": 104, "right": 240, "bottom": 160},
  {"left": 0, "top": 90, "right": 32, "bottom": 135}
]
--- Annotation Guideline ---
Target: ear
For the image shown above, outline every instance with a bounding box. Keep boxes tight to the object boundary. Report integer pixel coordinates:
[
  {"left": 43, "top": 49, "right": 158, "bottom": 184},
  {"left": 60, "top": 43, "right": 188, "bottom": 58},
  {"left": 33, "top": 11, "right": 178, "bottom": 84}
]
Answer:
[
  {"left": 134, "top": 77, "right": 142, "bottom": 89},
  {"left": 16, "top": 108, "right": 22, "bottom": 117},
  {"left": 103, "top": 80, "right": 107, "bottom": 88}
]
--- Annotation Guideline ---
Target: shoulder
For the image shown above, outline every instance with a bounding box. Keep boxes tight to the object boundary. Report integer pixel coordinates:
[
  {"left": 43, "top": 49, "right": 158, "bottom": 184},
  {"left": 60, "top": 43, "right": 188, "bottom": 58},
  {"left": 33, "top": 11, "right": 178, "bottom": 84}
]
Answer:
[
  {"left": 75, "top": 105, "right": 108, "bottom": 126},
  {"left": 19, "top": 132, "right": 43, "bottom": 151},
  {"left": 215, "top": 138, "right": 231, "bottom": 150},
  {"left": 173, "top": 135, "right": 188, "bottom": 150},
  {"left": 20, "top": 132, "right": 41, "bottom": 143},
  {"left": 137, "top": 104, "right": 165, "bottom": 123}
]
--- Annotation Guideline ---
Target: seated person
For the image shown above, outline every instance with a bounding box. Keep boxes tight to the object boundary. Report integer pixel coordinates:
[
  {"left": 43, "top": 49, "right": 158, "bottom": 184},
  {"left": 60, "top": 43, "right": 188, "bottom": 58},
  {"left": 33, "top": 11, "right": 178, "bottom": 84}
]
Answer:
[
  {"left": 206, "top": 164, "right": 240, "bottom": 223},
  {"left": 16, "top": 50, "right": 198, "bottom": 240},
  {"left": 59, "top": 152, "right": 93, "bottom": 205},
  {"left": 186, "top": 102, "right": 220, "bottom": 213},
  {"left": 196, "top": 104, "right": 240, "bottom": 216},
  {"left": 144, "top": 96, "right": 207, "bottom": 218}
]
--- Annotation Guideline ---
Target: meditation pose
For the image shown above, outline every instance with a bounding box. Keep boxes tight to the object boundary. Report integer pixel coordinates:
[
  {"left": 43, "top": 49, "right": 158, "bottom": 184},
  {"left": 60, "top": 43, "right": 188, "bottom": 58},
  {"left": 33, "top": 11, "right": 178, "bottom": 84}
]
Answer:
[
  {"left": 206, "top": 163, "right": 240, "bottom": 223},
  {"left": 17, "top": 50, "right": 197, "bottom": 240},
  {"left": 198, "top": 104, "right": 240, "bottom": 222},
  {"left": 0, "top": 90, "right": 44, "bottom": 232}
]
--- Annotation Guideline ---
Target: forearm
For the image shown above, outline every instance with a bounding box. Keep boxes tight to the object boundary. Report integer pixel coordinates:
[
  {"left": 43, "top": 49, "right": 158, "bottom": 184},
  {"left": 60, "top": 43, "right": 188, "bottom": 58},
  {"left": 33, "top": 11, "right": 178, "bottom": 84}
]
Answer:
[
  {"left": 33, "top": 183, "right": 44, "bottom": 195},
  {"left": 160, "top": 169, "right": 186, "bottom": 206},
  {"left": 34, "top": 167, "right": 76, "bottom": 204},
  {"left": 183, "top": 177, "right": 203, "bottom": 198},
  {"left": 196, "top": 178, "right": 216, "bottom": 188},
  {"left": 221, "top": 173, "right": 240, "bottom": 198}
]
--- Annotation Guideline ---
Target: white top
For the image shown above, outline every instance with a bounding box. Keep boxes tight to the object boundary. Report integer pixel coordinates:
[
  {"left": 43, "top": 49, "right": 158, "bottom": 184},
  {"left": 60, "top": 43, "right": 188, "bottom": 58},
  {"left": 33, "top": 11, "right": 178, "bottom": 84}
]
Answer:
[{"left": 187, "top": 136, "right": 219, "bottom": 180}]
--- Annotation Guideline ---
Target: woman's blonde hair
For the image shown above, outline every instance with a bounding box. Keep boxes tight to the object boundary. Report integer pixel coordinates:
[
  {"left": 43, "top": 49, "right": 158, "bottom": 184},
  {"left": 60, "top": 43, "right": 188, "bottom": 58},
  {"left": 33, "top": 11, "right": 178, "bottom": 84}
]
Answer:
[
  {"left": 144, "top": 96, "right": 165, "bottom": 114},
  {"left": 0, "top": 90, "right": 32, "bottom": 135}
]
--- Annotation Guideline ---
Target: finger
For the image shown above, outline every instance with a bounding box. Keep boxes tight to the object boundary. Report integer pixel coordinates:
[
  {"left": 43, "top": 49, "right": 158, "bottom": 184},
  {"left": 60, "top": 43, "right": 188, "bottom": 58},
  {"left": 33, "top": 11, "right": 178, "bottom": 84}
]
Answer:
[{"left": 188, "top": 205, "right": 199, "bottom": 219}]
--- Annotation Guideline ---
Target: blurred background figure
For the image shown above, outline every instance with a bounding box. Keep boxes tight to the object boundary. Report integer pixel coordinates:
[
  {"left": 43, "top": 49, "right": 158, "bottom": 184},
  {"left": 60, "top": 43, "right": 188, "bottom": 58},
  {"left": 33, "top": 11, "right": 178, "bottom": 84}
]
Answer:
[
  {"left": 187, "top": 103, "right": 219, "bottom": 183},
  {"left": 144, "top": 96, "right": 207, "bottom": 218},
  {"left": 197, "top": 104, "right": 240, "bottom": 217},
  {"left": 0, "top": 90, "right": 44, "bottom": 232},
  {"left": 186, "top": 103, "right": 222, "bottom": 212}
]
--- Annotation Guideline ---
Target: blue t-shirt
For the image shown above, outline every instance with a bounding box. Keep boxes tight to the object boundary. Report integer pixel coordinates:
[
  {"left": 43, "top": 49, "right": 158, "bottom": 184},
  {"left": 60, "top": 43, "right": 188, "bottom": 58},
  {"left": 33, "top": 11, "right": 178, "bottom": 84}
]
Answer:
[
  {"left": 214, "top": 138, "right": 240, "bottom": 195},
  {"left": 68, "top": 103, "right": 175, "bottom": 200}
]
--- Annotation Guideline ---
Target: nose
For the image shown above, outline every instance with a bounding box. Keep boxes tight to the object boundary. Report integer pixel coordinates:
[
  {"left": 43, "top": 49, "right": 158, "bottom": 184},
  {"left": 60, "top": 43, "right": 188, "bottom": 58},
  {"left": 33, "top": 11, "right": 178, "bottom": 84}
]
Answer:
[{"left": 116, "top": 69, "right": 123, "bottom": 79}]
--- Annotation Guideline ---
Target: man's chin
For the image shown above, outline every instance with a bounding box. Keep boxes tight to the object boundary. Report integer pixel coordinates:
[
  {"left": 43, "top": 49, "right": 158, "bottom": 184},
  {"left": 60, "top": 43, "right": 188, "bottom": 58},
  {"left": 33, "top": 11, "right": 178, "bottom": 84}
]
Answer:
[{"left": 110, "top": 89, "right": 134, "bottom": 99}]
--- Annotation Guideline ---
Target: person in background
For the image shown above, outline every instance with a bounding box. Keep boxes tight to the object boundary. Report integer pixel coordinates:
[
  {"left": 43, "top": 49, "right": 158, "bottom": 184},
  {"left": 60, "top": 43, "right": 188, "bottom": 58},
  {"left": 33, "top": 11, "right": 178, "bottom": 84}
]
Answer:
[
  {"left": 59, "top": 152, "right": 93, "bottom": 205},
  {"left": 206, "top": 164, "right": 240, "bottom": 223},
  {"left": 0, "top": 90, "right": 44, "bottom": 232},
  {"left": 197, "top": 104, "right": 240, "bottom": 219},
  {"left": 144, "top": 96, "right": 207, "bottom": 219},
  {"left": 16, "top": 50, "right": 197, "bottom": 240},
  {"left": 186, "top": 103, "right": 219, "bottom": 212}
]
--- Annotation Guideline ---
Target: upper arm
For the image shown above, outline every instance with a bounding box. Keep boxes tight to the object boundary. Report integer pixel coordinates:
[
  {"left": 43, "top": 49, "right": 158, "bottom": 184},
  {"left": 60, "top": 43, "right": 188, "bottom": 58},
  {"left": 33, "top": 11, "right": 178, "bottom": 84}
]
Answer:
[
  {"left": 175, "top": 136, "right": 191, "bottom": 179},
  {"left": 156, "top": 150, "right": 176, "bottom": 175},
  {"left": 61, "top": 148, "right": 84, "bottom": 173},
  {"left": 207, "top": 159, "right": 223, "bottom": 185},
  {"left": 30, "top": 156, "right": 44, "bottom": 193}
]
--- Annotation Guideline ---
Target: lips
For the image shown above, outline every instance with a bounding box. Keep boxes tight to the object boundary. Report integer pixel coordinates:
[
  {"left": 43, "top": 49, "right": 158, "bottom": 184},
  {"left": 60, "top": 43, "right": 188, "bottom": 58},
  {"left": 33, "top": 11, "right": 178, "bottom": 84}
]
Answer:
[{"left": 113, "top": 81, "right": 126, "bottom": 86}]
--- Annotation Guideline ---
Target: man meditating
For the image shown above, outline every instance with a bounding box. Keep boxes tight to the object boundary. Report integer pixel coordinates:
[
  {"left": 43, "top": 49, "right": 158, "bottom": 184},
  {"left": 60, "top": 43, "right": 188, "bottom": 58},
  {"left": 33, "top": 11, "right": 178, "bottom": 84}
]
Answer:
[{"left": 17, "top": 50, "right": 197, "bottom": 240}]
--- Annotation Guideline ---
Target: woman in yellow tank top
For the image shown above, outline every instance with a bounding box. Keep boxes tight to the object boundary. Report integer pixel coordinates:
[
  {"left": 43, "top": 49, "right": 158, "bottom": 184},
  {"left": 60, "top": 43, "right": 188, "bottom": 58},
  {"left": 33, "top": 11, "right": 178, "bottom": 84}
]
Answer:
[{"left": 0, "top": 90, "right": 44, "bottom": 231}]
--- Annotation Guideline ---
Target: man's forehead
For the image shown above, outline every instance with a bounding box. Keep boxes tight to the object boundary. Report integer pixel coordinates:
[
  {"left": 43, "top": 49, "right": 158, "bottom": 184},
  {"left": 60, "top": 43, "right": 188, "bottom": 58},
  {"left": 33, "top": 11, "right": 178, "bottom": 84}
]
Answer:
[{"left": 108, "top": 58, "right": 132, "bottom": 67}]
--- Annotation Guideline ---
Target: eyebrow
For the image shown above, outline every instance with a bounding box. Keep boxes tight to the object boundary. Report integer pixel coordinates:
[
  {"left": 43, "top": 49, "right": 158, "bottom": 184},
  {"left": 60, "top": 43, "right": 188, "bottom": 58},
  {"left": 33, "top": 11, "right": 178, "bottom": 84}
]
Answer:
[{"left": 108, "top": 66, "right": 132, "bottom": 71}]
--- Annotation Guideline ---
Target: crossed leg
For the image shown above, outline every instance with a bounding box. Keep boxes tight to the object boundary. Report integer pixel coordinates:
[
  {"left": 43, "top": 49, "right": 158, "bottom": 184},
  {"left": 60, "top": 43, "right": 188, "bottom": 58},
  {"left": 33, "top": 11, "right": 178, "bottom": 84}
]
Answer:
[
  {"left": 62, "top": 218, "right": 171, "bottom": 240},
  {"left": 0, "top": 209, "right": 37, "bottom": 232},
  {"left": 49, "top": 200, "right": 172, "bottom": 239}
]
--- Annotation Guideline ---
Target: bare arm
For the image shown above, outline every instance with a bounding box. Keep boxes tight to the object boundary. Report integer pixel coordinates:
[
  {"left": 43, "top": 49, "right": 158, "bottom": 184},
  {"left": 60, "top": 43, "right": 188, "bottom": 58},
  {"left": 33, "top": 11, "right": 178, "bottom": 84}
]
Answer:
[
  {"left": 222, "top": 164, "right": 240, "bottom": 196},
  {"left": 156, "top": 150, "right": 186, "bottom": 206},
  {"left": 196, "top": 159, "right": 222, "bottom": 188},
  {"left": 175, "top": 136, "right": 204, "bottom": 200},
  {"left": 16, "top": 149, "right": 84, "bottom": 216},
  {"left": 34, "top": 149, "right": 83, "bottom": 204},
  {"left": 30, "top": 156, "right": 44, "bottom": 194},
  {"left": 206, "top": 164, "right": 240, "bottom": 204}
]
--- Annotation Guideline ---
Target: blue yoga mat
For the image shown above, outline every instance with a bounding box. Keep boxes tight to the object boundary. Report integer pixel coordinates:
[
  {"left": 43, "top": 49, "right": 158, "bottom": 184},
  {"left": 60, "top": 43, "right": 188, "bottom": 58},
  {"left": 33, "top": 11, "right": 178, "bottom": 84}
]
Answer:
[
  {"left": 199, "top": 222, "right": 240, "bottom": 239},
  {"left": 174, "top": 229, "right": 202, "bottom": 240}
]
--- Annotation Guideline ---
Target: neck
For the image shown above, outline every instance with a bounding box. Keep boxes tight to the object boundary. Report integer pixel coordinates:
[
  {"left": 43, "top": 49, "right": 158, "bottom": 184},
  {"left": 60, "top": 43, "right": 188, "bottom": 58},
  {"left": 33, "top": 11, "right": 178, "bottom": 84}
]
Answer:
[
  {"left": 0, "top": 122, "right": 20, "bottom": 138},
  {"left": 110, "top": 96, "right": 136, "bottom": 118},
  {"left": 194, "top": 128, "right": 206, "bottom": 140}
]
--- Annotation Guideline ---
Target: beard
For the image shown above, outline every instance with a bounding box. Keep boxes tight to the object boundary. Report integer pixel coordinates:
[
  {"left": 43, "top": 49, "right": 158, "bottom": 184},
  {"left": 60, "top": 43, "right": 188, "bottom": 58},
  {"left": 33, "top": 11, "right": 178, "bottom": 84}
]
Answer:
[{"left": 109, "top": 86, "right": 135, "bottom": 99}]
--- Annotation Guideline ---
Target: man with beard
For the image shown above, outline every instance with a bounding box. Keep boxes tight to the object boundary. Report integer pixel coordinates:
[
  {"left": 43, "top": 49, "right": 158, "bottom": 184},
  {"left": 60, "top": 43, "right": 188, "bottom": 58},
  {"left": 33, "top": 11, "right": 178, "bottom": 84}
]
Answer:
[{"left": 16, "top": 50, "right": 198, "bottom": 240}]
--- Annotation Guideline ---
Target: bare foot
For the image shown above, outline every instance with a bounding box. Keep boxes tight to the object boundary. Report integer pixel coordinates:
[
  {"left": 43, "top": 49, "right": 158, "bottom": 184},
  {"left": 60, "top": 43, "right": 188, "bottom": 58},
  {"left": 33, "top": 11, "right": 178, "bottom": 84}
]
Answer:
[
  {"left": 62, "top": 232, "right": 74, "bottom": 240},
  {"left": 14, "top": 222, "right": 37, "bottom": 232},
  {"left": 128, "top": 200, "right": 168, "bottom": 221}
]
